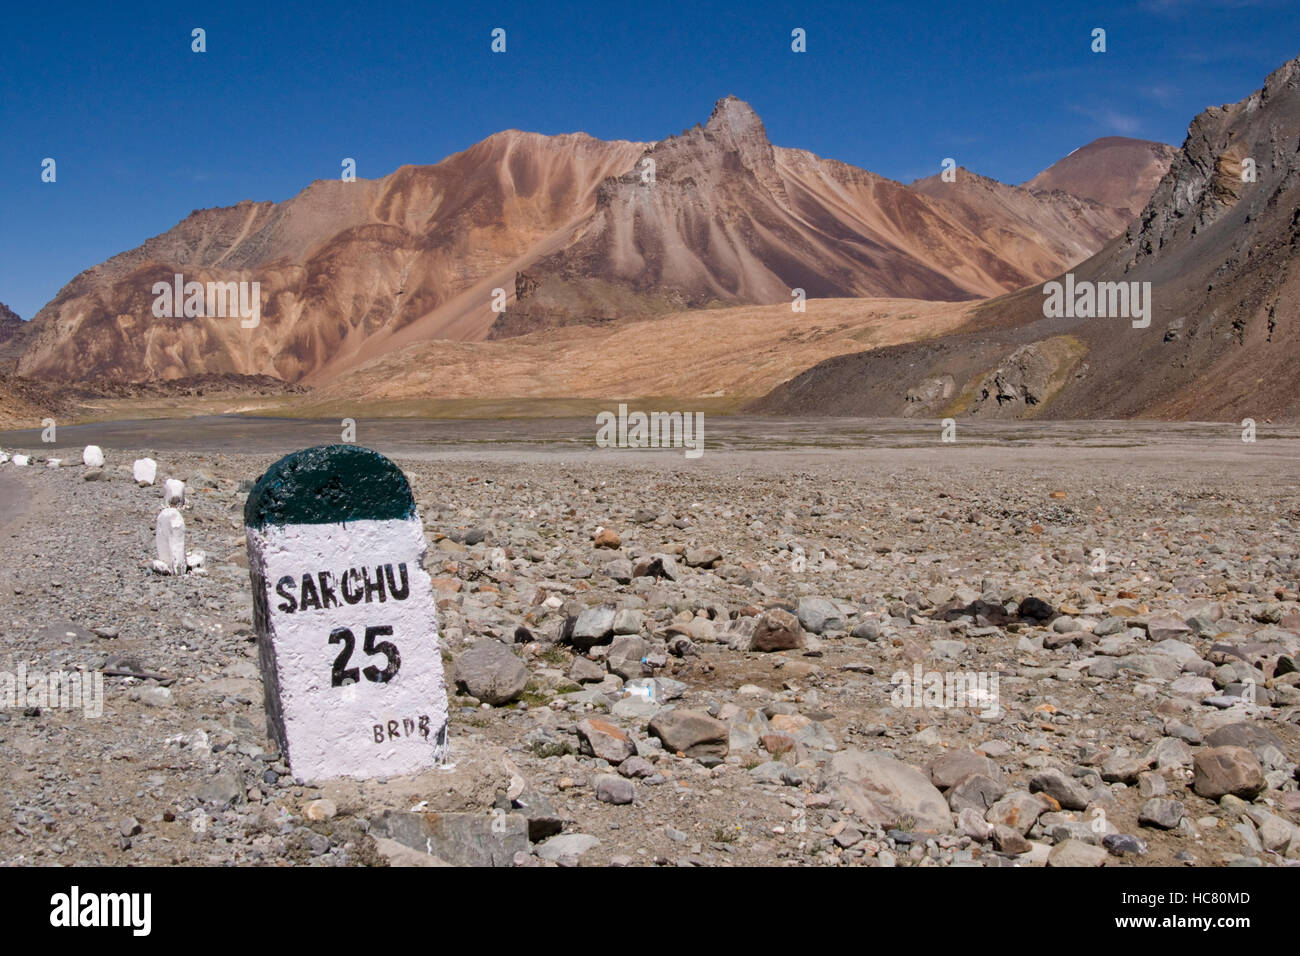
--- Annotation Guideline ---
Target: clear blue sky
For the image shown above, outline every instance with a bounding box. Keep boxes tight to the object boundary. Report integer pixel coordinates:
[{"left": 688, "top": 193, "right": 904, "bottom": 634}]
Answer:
[{"left": 2, "top": 0, "right": 1296, "bottom": 319}]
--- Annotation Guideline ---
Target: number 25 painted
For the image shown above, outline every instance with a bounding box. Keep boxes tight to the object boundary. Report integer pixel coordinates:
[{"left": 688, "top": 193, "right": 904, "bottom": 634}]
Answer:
[{"left": 329, "top": 625, "right": 401, "bottom": 686}]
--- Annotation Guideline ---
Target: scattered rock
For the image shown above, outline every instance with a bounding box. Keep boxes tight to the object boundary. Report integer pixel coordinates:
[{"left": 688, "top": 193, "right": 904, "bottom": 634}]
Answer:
[
  {"left": 1192, "top": 747, "right": 1265, "bottom": 800},
  {"left": 648, "top": 709, "right": 729, "bottom": 761},
  {"left": 455, "top": 640, "right": 528, "bottom": 705},
  {"left": 751, "top": 609, "right": 804, "bottom": 652}
]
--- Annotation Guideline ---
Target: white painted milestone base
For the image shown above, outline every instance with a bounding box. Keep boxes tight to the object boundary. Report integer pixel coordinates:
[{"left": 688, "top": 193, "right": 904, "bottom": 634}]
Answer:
[
  {"left": 133, "top": 458, "right": 157, "bottom": 486},
  {"left": 155, "top": 507, "right": 186, "bottom": 574},
  {"left": 83, "top": 445, "right": 104, "bottom": 467},
  {"left": 247, "top": 516, "right": 449, "bottom": 782},
  {"left": 163, "top": 478, "right": 185, "bottom": 507}
]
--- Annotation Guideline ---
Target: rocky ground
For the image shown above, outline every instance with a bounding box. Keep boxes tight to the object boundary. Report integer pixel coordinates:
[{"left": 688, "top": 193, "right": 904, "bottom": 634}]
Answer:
[{"left": 0, "top": 431, "right": 1298, "bottom": 868}]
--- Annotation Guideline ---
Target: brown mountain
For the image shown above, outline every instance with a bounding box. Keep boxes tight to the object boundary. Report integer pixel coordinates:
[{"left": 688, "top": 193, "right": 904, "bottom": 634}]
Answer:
[
  {"left": 1023, "top": 137, "right": 1179, "bottom": 217},
  {"left": 750, "top": 54, "right": 1300, "bottom": 422},
  {"left": 0, "top": 302, "right": 21, "bottom": 340},
  {"left": 15, "top": 132, "right": 647, "bottom": 384},
  {"left": 15, "top": 98, "right": 1165, "bottom": 386},
  {"left": 0, "top": 302, "right": 22, "bottom": 348},
  {"left": 0, "top": 302, "right": 32, "bottom": 373},
  {"left": 492, "top": 97, "right": 1148, "bottom": 338}
]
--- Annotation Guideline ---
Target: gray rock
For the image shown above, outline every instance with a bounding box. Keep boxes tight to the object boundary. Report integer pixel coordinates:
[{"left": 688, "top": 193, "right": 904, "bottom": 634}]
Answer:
[
  {"left": 851, "top": 620, "right": 882, "bottom": 641},
  {"left": 195, "top": 772, "right": 243, "bottom": 806},
  {"left": 1047, "top": 839, "right": 1108, "bottom": 867},
  {"left": 1102, "top": 833, "right": 1148, "bottom": 857},
  {"left": 947, "top": 773, "right": 1007, "bottom": 814},
  {"left": 535, "top": 833, "right": 600, "bottom": 865},
  {"left": 649, "top": 709, "right": 729, "bottom": 760},
  {"left": 830, "top": 750, "right": 954, "bottom": 834},
  {"left": 1138, "top": 798, "right": 1185, "bottom": 829},
  {"left": 599, "top": 559, "right": 631, "bottom": 584},
  {"left": 684, "top": 547, "right": 722, "bottom": 568},
  {"left": 568, "top": 656, "right": 605, "bottom": 684},
  {"left": 1243, "top": 806, "right": 1296, "bottom": 852},
  {"left": 606, "top": 635, "right": 650, "bottom": 680},
  {"left": 748, "top": 761, "right": 788, "bottom": 785},
  {"left": 611, "top": 696, "right": 662, "bottom": 721},
  {"left": 570, "top": 604, "right": 617, "bottom": 647},
  {"left": 371, "top": 810, "right": 527, "bottom": 867},
  {"left": 1100, "top": 754, "right": 1151, "bottom": 785},
  {"left": 1204, "top": 722, "right": 1284, "bottom": 755},
  {"left": 1146, "top": 617, "right": 1193, "bottom": 642},
  {"left": 727, "top": 707, "right": 772, "bottom": 752},
  {"left": 594, "top": 774, "right": 635, "bottom": 805},
  {"left": 796, "top": 597, "right": 844, "bottom": 634},
  {"left": 372, "top": 837, "right": 451, "bottom": 867},
  {"left": 928, "top": 750, "right": 1002, "bottom": 791},
  {"left": 511, "top": 790, "right": 564, "bottom": 842},
  {"left": 1029, "top": 768, "right": 1091, "bottom": 810},
  {"left": 612, "top": 608, "right": 643, "bottom": 635},
  {"left": 455, "top": 639, "right": 528, "bottom": 705},
  {"left": 1115, "top": 654, "right": 1182, "bottom": 681},
  {"left": 618, "top": 756, "right": 655, "bottom": 779}
]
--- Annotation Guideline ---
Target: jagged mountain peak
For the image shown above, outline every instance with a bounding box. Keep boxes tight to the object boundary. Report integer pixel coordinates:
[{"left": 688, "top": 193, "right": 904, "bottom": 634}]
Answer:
[{"left": 706, "top": 96, "right": 767, "bottom": 137}]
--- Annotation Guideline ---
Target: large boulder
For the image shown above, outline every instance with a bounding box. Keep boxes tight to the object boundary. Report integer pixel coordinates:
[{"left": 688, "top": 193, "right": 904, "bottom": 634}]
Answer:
[
  {"left": 569, "top": 604, "right": 617, "bottom": 649},
  {"left": 454, "top": 640, "right": 528, "bottom": 706},
  {"left": 1192, "top": 746, "right": 1265, "bottom": 800},
  {"left": 648, "top": 708, "right": 729, "bottom": 760},
  {"left": 830, "top": 750, "right": 954, "bottom": 834},
  {"left": 796, "top": 596, "right": 844, "bottom": 634}
]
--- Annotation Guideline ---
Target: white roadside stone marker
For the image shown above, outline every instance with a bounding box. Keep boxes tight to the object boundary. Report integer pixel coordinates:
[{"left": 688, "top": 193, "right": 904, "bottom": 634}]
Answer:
[
  {"left": 13, "top": 455, "right": 29, "bottom": 467},
  {"left": 133, "top": 458, "right": 157, "bottom": 486},
  {"left": 155, "top": 507, "right": 186, "bottom": 574},
  {"left": 83, "top": 445, "right": 105, "bottom": 467},
  {"left": 0, "top": 452, "right": 9, "bottom": 464},
  {"left": 163, "top": 478, "right": 185, "bottom": 507},
  {"left": 244, "top": 444, "right": 450, "bottom": 782},
  {"left": 46, "top": 458, "right": 62, "bottom": 468}
]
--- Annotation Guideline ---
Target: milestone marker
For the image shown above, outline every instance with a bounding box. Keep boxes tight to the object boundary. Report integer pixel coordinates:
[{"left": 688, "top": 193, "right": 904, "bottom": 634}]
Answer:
[
  {"left": 133, "top": 458, "right": 157, "bottom": 486},
  {"left": 163, "top": 478, "right": 185, "bottom": 507},
  {"left": 244, "top": 444, "right": 449, "bottom": 782},
  {"left": 155, "top": 507, "right": 186, "bottom": 574}
]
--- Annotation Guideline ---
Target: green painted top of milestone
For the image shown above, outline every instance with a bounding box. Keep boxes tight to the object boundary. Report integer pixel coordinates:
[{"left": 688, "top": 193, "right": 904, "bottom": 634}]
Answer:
[{"left": 244, "top": 444, "right": 416, "bottom": 529}]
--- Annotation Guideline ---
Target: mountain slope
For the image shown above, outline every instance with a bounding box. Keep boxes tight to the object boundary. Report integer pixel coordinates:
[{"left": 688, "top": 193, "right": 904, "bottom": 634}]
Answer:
[
  {"left": 1023, "top": 137, "right": 1179, "bottom": 217},
  {"left": 15, "top": 99, "right": 1167, "bottom": 386},
  {"left": 751, "top": 54, "right": 1300, "bottom": 422},
  {"left": 15, "top": 132, "right": 647, "bottom": 384},
  {"left": 491, "top": 98, "right": 1151, "bottom": 339}
]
